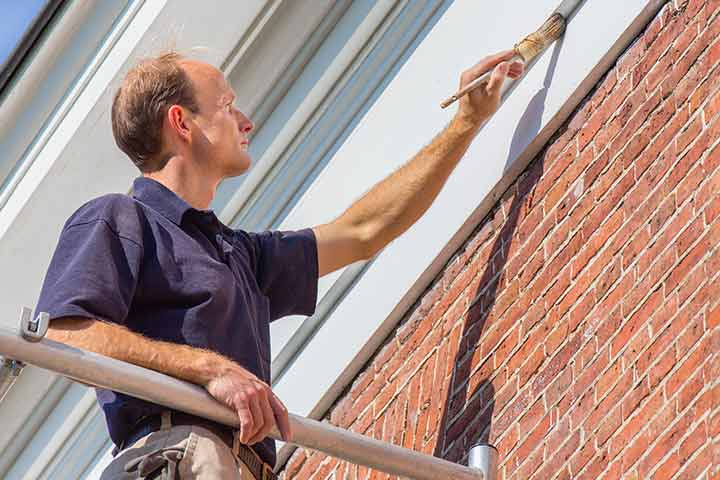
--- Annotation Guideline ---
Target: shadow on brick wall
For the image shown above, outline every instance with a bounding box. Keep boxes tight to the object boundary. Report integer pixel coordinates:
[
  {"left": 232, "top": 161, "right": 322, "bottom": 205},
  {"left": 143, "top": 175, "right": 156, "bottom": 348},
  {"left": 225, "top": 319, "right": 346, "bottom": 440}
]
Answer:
[
  {"left": 432, "top": 174, "right": 533, "bottom": 463},
  {"left": 432, "top": 41, "right": 563, "bottom": 465}
]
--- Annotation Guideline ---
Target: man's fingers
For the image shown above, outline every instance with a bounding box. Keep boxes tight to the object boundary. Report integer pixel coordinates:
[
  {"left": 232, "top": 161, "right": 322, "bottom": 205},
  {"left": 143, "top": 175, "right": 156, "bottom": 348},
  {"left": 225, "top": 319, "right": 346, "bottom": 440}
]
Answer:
[
  {"left": 269, "top": 394, "right": 292, "bottom": 443},
  {"left": 247, "top": 395, "right": 265, "bottom": 444},
  {"left": 236, "top": 403, "right": 254, "bottom": 444},
  {"left": 485, "top": 61, "right": 510, "bottom": 98},
  {"left": 247, "top": 390, "right": 275, "bottom": 445},
  {"left": 465, "top": 50, "right": 516, "bottom": 82},
  {"left": 508, "top": 61, "right": 524, "bottom": 79}
]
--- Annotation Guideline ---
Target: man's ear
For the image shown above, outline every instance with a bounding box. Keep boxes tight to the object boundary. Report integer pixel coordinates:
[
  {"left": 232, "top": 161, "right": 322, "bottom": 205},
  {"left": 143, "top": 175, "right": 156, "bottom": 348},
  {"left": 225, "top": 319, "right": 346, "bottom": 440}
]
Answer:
[{"left": 167, "top": 104, "right": 192, "bottom": 143}]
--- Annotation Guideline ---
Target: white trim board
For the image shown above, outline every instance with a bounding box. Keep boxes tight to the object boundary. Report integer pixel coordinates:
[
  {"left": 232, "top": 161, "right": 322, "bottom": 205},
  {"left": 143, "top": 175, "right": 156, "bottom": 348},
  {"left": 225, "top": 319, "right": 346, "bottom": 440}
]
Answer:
[{"left": 270, "top": 0, "right": 665, "bottom": 468}]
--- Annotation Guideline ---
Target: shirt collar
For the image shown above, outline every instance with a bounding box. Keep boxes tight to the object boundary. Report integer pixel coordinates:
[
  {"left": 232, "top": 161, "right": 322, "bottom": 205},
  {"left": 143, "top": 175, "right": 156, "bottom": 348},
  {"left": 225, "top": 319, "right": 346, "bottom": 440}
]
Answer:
[
  {"left": 131, "top": 177, "right": 195, "bottom": 226},
  {"left": 131, "top": 177, "right": 235, "bottom": 238}
]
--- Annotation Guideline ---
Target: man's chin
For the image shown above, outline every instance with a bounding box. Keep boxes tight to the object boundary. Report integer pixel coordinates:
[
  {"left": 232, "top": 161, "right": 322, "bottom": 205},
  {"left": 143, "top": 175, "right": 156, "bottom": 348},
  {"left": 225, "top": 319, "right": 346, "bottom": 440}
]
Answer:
[{"left": 225, "top": 154, "right": 251, "bottom": 177}]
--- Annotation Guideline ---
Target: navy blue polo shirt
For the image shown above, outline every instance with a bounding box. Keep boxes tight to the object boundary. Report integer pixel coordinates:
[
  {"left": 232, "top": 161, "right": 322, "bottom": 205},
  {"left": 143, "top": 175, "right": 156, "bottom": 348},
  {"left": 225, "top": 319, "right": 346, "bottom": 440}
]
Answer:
[{"left": 35, "top": 176, "right": 318, "bottom": 467}]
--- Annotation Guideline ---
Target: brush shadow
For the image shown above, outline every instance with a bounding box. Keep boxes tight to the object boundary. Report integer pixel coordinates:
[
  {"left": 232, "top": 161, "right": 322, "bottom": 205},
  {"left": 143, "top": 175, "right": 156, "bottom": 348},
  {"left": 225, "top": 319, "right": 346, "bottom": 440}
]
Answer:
[{"left": 506, "top": 38, "right": 564, "bottom": 167}]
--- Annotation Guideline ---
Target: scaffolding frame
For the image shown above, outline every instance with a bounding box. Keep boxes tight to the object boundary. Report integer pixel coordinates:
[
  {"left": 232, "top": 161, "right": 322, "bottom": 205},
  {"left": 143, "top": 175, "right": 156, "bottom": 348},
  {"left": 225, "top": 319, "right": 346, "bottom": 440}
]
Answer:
[{"left": 0, "top": 312, "right": 492, "bottom": 480}]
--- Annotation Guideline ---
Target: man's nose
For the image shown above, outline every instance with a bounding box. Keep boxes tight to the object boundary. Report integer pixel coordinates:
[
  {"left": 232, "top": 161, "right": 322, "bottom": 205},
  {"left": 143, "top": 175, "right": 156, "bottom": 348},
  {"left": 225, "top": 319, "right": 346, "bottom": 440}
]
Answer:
[{"left": 236, "top": 111, "right": 254, "bottom": 134}]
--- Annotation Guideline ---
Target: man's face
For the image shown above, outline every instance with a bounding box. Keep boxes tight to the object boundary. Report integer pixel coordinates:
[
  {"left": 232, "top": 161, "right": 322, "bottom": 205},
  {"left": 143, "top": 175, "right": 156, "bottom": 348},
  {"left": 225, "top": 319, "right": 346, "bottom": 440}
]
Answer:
[{"left": 180, "top": 60, "right": 253, "bottom": 178}]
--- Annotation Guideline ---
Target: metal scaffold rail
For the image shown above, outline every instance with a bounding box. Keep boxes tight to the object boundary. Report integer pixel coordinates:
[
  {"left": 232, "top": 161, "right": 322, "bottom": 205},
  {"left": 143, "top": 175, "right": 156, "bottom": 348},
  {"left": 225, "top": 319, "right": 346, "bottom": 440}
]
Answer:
[{"left": 0, "top": 311, "right": 493, "bottom": 480}]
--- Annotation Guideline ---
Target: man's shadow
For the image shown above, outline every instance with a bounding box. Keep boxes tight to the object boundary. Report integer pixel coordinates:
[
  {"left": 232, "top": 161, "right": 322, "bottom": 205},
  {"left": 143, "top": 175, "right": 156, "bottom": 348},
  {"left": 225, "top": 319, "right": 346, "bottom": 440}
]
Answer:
[{"left": 432, "top": 39, "right": 563, "bottom": 466}]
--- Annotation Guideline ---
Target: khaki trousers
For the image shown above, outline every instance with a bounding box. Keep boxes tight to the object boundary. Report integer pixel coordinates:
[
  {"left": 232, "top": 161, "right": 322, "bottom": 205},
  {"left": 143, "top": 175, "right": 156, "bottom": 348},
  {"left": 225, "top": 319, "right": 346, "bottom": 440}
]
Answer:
[{"left": 101, "top": 412, "right": 257, "bottom": 479}]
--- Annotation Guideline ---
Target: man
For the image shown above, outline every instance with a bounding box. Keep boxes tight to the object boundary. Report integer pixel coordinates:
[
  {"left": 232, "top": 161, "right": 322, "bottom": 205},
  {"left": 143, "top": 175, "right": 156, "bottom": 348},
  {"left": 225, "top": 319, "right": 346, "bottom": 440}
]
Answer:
[{"left": 35, "top": 50, "right": 522, "bottom": 479}]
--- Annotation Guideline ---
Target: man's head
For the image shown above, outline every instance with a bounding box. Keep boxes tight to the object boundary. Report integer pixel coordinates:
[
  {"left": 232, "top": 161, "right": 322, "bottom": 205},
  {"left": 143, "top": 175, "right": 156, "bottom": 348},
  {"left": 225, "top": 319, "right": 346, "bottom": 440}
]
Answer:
[{"left": 111, "top": 52, "right": 253, "bottom": 177}]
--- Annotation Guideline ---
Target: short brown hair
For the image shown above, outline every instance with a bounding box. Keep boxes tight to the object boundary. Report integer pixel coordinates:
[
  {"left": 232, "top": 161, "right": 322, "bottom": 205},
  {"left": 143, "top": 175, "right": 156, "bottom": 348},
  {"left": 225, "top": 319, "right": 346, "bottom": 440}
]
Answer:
[{"left": 111, "top": 52, "right": 199, "bottom": 172}]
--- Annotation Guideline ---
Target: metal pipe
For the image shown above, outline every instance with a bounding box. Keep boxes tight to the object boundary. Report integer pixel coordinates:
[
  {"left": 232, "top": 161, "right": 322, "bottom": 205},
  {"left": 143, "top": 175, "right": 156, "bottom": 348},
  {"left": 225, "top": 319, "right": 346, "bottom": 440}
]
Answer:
[
  {"left": 0, "top": 326, "right": 483, "bottom": 480},
  {"left": 468, "top": 444, "right": 498, "bottom": 480}
]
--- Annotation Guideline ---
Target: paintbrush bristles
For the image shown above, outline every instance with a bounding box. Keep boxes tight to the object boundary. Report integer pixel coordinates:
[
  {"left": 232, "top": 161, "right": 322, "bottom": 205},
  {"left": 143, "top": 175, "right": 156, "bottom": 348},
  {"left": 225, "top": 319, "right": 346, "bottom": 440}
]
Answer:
[
  {"left": 439, "top": 11, "right": 567, "bottom": 109},
  {"left": 514, "top": 13, "right": 566, "bottom": 63}
]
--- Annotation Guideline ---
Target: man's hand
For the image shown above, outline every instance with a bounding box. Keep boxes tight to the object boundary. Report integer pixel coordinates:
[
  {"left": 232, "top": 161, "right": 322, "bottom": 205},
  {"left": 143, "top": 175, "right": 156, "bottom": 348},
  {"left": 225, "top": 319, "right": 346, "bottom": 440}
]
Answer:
[
  {"left": 456, "top": 50, "right": 524, "bottom": 126},
  {"left": 206, "top": 364, "right": 292, "bottom": 445}
]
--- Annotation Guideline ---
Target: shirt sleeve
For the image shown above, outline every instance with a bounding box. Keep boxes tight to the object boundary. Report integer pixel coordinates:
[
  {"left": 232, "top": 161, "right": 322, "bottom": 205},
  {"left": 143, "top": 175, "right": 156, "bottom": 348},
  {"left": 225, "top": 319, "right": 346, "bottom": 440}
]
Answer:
[
  {"left": 35, "top": 219, "right": 143, "bottom": 325},
  {"left": 241, "top": 228, "right": 319, "bottom": 321}
]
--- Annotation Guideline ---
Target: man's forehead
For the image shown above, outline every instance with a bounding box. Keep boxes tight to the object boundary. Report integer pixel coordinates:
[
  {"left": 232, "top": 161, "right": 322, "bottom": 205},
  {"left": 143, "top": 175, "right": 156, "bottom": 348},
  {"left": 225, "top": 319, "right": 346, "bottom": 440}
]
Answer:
[{"left": 179, "top": 59, "right": 233, "bottom": 100}]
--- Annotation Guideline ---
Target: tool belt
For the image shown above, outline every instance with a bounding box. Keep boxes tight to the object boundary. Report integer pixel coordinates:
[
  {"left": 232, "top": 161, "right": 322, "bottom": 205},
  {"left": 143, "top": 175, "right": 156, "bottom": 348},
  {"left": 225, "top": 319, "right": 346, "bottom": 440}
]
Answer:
[{"left": 120, "top": 411, "right": 277, "bottom": 480}]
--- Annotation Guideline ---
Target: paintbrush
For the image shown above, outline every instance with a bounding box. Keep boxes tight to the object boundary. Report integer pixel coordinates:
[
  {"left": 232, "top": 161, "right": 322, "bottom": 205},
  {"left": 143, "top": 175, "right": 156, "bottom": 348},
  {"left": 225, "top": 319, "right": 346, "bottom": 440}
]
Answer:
[{"left": 440, "top": 12, "right": 567, "bottom": 109}]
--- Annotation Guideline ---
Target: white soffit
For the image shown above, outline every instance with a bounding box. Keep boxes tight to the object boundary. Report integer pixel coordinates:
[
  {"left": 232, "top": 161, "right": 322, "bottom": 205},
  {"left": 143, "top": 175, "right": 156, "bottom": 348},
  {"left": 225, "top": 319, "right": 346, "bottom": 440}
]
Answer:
[{"left": 272, "top": 0, "right": 661, "bottom": 446}]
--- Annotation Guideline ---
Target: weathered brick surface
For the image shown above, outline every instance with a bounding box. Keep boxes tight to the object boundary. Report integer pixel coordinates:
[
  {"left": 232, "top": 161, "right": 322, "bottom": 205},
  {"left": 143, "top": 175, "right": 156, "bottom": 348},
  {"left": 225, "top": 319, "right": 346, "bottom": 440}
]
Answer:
[{"left": 281, "top": 1, "right": 720, "bottom": 478}]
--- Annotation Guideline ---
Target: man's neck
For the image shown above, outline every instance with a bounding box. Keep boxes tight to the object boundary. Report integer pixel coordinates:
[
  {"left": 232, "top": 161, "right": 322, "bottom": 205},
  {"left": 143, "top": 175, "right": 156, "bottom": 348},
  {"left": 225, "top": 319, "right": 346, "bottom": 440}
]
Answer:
[{"left": 144, "top": 156, "right": 221, "bottom": 211}]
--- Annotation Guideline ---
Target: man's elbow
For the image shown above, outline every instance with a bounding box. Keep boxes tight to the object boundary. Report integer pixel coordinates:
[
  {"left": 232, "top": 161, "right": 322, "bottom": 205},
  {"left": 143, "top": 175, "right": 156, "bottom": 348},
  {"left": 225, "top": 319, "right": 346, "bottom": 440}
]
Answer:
[{"left": 356, "top": 224, "right": 385, "bottom": 260}]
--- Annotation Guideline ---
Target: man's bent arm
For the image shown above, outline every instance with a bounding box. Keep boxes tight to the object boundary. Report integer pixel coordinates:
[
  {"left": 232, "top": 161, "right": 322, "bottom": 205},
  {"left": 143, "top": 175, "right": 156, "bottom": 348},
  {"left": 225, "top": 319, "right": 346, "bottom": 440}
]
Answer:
[
  {"left": 47, "top": 317, "right": 229, "bottom": 386},
  {"left": 47, "top": 317, "right": 292, "bottom": 444},
  {"left": 345, "top": 115, "right": 478, "bottom": 255}
]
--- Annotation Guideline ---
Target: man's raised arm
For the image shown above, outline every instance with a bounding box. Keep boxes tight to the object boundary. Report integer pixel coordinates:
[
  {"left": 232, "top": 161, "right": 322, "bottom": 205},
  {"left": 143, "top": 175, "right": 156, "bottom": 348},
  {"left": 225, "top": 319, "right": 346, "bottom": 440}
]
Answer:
[{"left": 313, "top": 51, "right": 523, "bottom": 277}]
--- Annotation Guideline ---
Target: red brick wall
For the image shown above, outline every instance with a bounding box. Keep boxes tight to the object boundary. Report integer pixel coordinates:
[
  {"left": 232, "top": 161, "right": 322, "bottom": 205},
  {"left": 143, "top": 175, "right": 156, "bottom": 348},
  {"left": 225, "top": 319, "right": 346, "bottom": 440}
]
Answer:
[{"left": 281, "top": 1, "right": 719, "bottom": 478}]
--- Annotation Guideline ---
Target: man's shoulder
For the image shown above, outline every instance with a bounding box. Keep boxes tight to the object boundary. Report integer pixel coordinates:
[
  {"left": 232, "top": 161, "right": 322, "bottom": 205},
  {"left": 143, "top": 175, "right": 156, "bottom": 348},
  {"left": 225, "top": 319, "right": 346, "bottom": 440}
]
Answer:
[{"left": 64, "top": 193, "right": 146, "bottom": 243}]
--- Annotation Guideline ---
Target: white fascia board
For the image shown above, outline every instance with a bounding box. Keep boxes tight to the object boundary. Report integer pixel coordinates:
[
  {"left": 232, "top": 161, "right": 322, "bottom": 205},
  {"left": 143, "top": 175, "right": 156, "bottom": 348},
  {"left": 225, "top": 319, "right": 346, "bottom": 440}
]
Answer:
[{"left": 271, "top": 0, "right": 662, "bottom": 459}]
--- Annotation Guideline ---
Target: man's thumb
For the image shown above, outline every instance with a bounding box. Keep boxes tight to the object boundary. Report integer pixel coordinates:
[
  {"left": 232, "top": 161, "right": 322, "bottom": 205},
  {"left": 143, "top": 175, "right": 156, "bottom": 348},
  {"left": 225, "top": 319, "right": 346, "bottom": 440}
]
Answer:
[{"left": 486, "top": 61, "right": 509, "bottom": 97}]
